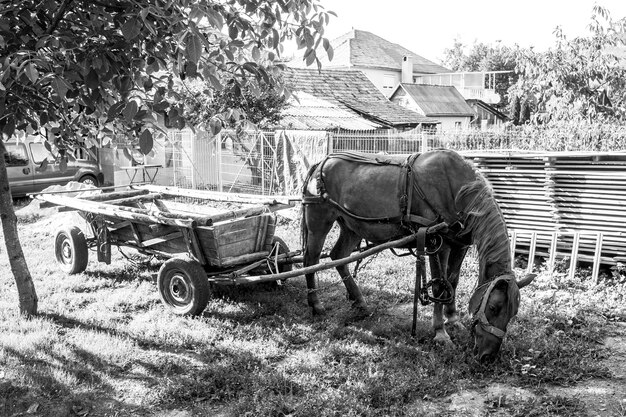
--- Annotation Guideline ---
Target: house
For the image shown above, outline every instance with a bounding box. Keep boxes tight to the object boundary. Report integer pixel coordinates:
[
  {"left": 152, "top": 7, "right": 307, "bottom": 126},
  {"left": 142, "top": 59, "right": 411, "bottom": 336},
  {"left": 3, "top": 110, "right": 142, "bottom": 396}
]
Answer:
[
  {"left": 297, "top": 29, "right": 507, "bottom": 105},
  {"left": 282, "top": 67, "right": 438, "bottom": 130},
  {"left": 308, "top": 29, "right": 450, "bottom": 98},
  {"left": 466, "top": 99, "right": 508, "bottom": 129},
  {"left": 389, "top": 83, "right": 475, "bottom": 131}
]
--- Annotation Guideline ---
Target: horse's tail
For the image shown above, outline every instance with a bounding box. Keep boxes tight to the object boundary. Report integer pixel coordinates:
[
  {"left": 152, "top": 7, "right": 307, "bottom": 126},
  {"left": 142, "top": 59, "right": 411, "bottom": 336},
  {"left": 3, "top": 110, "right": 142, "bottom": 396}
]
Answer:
[{"left": 300, "top": 161, "right": 322, "bottom": 250}]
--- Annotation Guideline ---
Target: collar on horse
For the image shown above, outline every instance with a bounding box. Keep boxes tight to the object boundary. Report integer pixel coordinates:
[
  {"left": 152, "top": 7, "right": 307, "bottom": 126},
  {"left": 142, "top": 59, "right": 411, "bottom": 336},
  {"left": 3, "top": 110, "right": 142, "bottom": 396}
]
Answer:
[
  {"left": 471, "top": 274, "right": 516, "bottom": 340},
  {"left": 303, "top": 152, "right": 442, "bottom": 229}
]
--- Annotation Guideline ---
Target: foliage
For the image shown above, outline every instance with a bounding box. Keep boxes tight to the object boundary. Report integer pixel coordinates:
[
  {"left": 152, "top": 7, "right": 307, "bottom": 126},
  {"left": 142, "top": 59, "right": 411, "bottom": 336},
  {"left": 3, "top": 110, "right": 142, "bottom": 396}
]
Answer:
[
  {"left": 0, "top": 0, "right": 334, "bottom": 152},
  {"left": 510, "top": 5, "right": 626, "bottom": 123},
  {"left": 437, "top": 121, "right": 626, "bottom": 152},
  {"left": 179, "top": 78, "right": 288, "bottom": 131},
  {"left": 442, "top": 39, "right": 520, "bottom": 110}
]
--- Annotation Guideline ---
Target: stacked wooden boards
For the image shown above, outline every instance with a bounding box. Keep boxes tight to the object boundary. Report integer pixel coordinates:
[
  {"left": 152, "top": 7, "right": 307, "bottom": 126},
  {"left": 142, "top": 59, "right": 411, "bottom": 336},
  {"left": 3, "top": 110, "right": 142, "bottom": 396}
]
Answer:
[{"left": 464, "top": 151, "right": 626, "bottom": 274}]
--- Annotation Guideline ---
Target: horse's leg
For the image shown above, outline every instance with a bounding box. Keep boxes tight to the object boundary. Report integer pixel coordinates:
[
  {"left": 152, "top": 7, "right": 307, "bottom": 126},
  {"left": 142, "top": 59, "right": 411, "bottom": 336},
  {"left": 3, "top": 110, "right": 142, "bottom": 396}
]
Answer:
[
  {"left": 330, "top": 223, "right": 368, "bottom": 312},
  {"left": 431, "top": 246, "right": 454, "bottom": 345},
  {"left": 443, "top": 245, "right": 469, "bottom": 329},
  {"left": 303, "top": 205, "right": 335, "bottom": 316}
]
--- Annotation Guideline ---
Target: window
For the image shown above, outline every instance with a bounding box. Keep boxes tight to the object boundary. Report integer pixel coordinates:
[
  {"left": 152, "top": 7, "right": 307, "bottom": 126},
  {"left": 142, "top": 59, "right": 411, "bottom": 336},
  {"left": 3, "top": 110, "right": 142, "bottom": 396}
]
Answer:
[
  {"left": 29, "top": 142, "right": 55, "bottom": 164},
  {"left": 4, "top": 143, "right": 29, "bottom": 167},
  {"left": 382, "top": 74, "right": 395, "bottom": 91},
  {"left": 455, "top": 121, "right": 462, "bottom": 130}
]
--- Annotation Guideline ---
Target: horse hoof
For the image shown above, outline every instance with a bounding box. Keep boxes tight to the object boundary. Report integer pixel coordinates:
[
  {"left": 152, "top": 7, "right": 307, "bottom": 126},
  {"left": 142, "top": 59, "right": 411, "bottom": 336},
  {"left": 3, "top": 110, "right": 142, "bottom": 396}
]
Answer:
[
  {"left": 312, "top": 305, "right": 326, "bottom": 316},
  {"left": 433, "top": 332, "right": 454, "bottom": 346},
  {"left": 350, "top": 303, "right": 373, "bottom": 320}
]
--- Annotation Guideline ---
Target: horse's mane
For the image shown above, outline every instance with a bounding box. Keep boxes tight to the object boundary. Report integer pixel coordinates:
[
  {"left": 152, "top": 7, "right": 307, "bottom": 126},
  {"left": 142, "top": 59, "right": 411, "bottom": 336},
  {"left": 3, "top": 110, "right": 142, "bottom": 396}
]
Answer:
[{"left": 455, "top": 175, "right": 512, "bottom": 283}]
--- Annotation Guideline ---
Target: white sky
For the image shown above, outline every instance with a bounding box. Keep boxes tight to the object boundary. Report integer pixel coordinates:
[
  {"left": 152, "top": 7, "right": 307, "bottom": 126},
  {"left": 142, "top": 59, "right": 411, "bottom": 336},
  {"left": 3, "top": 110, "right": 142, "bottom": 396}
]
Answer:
[{"left": 314, "top": 0, "right": 626, "bottom": 64}]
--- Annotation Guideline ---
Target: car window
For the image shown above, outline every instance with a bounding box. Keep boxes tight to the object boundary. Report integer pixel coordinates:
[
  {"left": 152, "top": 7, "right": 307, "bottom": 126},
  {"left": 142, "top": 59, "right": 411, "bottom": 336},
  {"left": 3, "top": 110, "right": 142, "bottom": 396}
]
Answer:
[
  {"left": 4, "top": 143, "right": 29, "bottom": 167},
  {"left": 29, "top": 142, "right": 55, "bottom": 164}
]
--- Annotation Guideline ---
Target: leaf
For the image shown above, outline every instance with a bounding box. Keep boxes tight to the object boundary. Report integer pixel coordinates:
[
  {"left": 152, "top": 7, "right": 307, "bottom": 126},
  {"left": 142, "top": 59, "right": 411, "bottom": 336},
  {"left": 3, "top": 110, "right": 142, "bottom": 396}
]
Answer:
[
  {"left": 326, "top": 44, "right": 334, "bottom": 62},
  {"left": 36, "top": 159, "right": 48, "bottom": 172},
  {"left": 121, "top": 17, "right": 142, "bottom": 40},
  {"left": 229, "top": 24, "right": 238, "bottom": 40},
  {"left": 122, "top": 101, "right": 138, "bottom": 122},
  {"left": 107, "top": 101, "right": 125, "bottom": 119},
  {"left": 26, "top": 403, "right": 39, "bottom": 414},
  {"left": 186, "top": 34, "right": 203, "bottom": 64},
  {"left": 25, "top": 63, "right": 38, "bottom": 83},
  {"left": 208, "top": 116, "right": 222, "bottom": 136},
  {"left": 85, "top": 69, "right": 99, "bottom": 90},
  {"left": 50, "top": 77, "right": 69, "bottom": 98},
  {"left": 139, "top": 129, "right": 153, "bottom": 155}
]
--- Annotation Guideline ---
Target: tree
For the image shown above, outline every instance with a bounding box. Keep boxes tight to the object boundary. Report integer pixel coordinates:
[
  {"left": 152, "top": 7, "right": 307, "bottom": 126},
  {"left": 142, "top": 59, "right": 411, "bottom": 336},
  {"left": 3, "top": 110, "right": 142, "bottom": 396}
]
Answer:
[
  {"left": 0, "top": 0, "right": 334, "bottom": 316},
  {"left": 520, "top": 99, "right": 531, "bottom": 124},
  {"left": 442, "top": 39, "right": 521, "bottom": 110},
  {"left": 510, "top": 6, "right": 626, "bottom": 122},
  {"left": 509, "top": 96, "right": 521, "bottom": 125}
]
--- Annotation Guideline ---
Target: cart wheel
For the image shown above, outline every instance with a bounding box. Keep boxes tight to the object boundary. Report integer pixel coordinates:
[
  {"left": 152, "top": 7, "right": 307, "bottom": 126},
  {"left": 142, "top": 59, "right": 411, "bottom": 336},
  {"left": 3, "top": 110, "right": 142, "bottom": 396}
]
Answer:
[
  {"left": 272, "top": 236, "right": 292, "bottom": 273},
  {"left": 157, "top": 257, "right": 210, "bottom": 316},
  {"left": 54, "top": 226, "right": 89, "bottom": 274}
]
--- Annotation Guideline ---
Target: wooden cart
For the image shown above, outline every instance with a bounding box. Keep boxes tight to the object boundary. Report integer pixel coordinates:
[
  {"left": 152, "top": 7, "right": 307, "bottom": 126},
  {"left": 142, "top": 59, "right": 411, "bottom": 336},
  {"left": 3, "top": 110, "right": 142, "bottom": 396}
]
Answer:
[{"left": 37, "top": 185, "right": 301, "bottom": 315}]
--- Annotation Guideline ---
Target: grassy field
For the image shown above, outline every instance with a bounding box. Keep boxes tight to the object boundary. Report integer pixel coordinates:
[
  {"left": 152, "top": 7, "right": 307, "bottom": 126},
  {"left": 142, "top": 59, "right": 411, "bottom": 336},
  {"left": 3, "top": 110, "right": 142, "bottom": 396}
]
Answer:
[{"left": 1, "top": 200, "right": 625, "bottom": 416}]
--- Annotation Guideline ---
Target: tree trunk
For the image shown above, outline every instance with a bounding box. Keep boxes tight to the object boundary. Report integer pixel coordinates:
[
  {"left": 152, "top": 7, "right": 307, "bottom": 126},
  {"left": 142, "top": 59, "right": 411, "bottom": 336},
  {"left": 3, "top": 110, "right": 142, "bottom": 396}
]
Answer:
[{"left": 0, "top": 140, "right": 38, "bottom": 316}]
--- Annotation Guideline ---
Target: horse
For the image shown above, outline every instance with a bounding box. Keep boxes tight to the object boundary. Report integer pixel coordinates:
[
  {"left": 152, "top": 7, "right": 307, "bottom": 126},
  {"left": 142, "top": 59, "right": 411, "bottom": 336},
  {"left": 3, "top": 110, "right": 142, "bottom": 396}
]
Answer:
[{"left": 300, "top": 149, "right": 536, "bottom": 361}]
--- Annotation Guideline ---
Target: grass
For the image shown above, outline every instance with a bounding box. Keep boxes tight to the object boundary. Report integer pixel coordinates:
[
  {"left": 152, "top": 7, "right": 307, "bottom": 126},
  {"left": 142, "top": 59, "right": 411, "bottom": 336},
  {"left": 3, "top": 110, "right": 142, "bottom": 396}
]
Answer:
[{"left": 0, "top": 204, "right": 624, "bottom": 416}]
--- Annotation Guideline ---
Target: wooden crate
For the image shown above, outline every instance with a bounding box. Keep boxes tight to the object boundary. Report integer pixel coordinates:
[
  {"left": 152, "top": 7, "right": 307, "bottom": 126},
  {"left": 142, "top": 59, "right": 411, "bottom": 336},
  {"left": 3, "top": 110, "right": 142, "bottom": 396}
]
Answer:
[{"left": 197, "top": 213, "right": 276, "bottom": 267}]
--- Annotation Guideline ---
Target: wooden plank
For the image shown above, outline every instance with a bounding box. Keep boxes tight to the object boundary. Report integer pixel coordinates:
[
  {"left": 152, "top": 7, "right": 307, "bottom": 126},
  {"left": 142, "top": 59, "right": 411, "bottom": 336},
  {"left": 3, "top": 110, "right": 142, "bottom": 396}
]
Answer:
[
  {"left": 106, "top": 193, "right": 163, "bottom": 205},
  {"left": 36, "top": 194, "right": 197, "bottom": 228},
  {"left": 527, "top": 232, "right": 537, "bottom": 274},
  {"left": 509, "top": 230, "right": 517, "bottom": 269},
  {"left": 80, "top": 189, "right": 149, "bottom": 201},
  {"left": 568, "top": 232, "right": 580, "bottom": 280},
  {"left": 548, "top": 232, "right": 558, "bottom": 275},
  {"left": 142, "top": 232, "right": 183, "bottom": 247},
  {"left": 593, "top": 233, "right": 603, "bottom": 284},
  {"left": 135, "top": 184, "right": 300, "bottom": 206}
]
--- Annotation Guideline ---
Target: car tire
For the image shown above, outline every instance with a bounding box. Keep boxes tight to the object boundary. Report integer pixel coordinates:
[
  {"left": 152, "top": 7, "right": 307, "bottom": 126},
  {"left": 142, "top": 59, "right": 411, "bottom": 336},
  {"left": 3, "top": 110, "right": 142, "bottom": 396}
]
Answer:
[{"left": 79, "top": 175, "right": 99, "bottom": 187}]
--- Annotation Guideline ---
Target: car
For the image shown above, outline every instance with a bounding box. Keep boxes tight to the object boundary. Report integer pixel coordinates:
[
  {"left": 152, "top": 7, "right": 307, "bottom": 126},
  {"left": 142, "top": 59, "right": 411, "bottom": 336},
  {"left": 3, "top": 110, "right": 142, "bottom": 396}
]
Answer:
[{"left": 4, "top": 137, "right": 104, "bottom": 198}]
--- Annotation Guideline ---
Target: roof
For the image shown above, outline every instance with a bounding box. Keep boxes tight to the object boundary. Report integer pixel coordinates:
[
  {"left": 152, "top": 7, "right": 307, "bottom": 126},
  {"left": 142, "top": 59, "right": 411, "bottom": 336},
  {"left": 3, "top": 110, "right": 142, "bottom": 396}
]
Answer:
[
  {"left": 278, "top": 92, "right": 383, "bottom": 130},
  {"left": 393, "top": 84, "right": 475, "bottom": 117},
  {"left": 283, "top": 68, "right": 438, "bottom": 128},
  {"left": 466, "top": 99, "right": 508, "bottom": 121},
  {"left": 317, "top": 30, "right": 450, "bottom": 74}
]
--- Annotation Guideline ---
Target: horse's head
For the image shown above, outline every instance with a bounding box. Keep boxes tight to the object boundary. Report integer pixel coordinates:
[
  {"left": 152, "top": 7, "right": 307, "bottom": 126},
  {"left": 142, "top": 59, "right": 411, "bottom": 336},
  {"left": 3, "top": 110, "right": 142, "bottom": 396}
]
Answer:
[{"left": 468, "top": 273, "right": 536, "bottom": 362}]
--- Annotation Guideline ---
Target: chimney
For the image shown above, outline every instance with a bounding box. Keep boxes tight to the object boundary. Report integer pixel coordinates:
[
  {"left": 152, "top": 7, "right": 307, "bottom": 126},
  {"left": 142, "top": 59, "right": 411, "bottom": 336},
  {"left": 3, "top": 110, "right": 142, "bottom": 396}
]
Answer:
[{"left": 401, "top": 56, "right": 413, "bottom": 84}]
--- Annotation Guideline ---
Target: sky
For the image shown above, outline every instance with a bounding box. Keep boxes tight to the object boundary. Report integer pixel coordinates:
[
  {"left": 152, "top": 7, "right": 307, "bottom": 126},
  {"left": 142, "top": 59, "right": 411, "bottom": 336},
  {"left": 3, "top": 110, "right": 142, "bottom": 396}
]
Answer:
[{"left": 314, "top": 0, "right": 626, "bottom": 64}]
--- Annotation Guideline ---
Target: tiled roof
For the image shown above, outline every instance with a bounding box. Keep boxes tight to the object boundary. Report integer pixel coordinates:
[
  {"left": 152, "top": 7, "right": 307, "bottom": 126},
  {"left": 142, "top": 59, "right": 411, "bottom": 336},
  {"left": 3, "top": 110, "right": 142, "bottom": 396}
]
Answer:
[
  {"left": 318, "top": 30, "right": 450, "bottom": 74},
  {"left": 283, "top": 68, "right": 438, "bottom": 128},
  {"left": 397, "top": 84, "right": 475, "bottom": 116},
  {"left": 278, "top": 92, "right": 383, "bottom": 130}
]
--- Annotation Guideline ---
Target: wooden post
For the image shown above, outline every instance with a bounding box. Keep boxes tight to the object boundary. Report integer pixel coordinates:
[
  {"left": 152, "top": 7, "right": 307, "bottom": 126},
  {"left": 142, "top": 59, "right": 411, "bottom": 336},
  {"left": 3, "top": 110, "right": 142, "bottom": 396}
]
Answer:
[
  {"left": 568, "top": 232, "right": 580, "bottom": 280},
  {"left": 527, "top": 232, "right": 537, "bottom": 274},
  {"left": 593, "top": 232, "right": 604, "bottom": 284},
  {"left": 509, "top": 230, "right": 517, "bottom": 269},
  {"left": 548, "top": 232, "right": 558, "bottom": 276}
]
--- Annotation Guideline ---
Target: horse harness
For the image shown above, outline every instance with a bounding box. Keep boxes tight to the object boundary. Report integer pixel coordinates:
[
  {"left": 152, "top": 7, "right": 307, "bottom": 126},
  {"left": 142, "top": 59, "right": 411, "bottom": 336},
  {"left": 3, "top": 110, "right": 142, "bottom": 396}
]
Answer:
[{"left": 470, "top": 275, "right": 517, "bottom": 340}]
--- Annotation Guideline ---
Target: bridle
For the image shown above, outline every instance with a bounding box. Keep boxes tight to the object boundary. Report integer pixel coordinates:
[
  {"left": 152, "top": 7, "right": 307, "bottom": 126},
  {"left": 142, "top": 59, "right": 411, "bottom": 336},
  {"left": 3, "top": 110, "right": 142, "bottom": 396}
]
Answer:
[{"left": 471, "top": 274, "right": 517, "bottom": 340}]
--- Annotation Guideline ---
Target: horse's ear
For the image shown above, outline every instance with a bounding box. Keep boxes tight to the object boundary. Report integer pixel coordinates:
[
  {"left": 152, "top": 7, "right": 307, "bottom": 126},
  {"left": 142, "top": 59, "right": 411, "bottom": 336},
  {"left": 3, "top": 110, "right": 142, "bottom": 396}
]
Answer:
[
  {"left": 468, "top": 285, "right": 489, "bottom": 316},
  {"left": 517, "top": 273, "right": 537, "bottom": 289}
]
